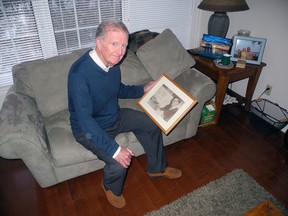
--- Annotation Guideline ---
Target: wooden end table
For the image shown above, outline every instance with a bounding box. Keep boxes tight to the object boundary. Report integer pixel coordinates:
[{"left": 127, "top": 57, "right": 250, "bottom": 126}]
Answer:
[{"left": 191, "top": 54, "right": 266, "bottom": 124}]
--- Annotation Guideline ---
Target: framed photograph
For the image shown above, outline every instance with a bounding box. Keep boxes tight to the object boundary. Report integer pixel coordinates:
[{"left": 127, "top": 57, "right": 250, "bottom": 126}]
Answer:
[
  {"left": 230, "top": 36, "right": 267, "bottom": 65},
  {"left": 137, "top": 74, "right": 198, "bottom": 135},
  {"left": 199, "top": 34, "right": 232, "bottom": 59}
]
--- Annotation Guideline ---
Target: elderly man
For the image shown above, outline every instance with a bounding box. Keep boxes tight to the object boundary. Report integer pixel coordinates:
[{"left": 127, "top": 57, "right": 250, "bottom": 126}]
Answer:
[{"left": 68, "top": 20, "right": 182, "bottom": 208}]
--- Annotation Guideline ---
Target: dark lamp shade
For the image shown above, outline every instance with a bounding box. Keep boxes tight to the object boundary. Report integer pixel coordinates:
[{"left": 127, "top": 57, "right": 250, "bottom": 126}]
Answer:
[{"left": 198, "top": 0, "right": 249, "bottom": 12}]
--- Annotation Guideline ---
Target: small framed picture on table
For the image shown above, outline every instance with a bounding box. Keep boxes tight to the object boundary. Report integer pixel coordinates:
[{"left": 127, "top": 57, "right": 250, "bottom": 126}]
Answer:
[
  {"left": 230, "top": 36, "right": 267, "bottom": 65},
  {"left": 137, "top": 74, "right": 198, "bottom": 135}
]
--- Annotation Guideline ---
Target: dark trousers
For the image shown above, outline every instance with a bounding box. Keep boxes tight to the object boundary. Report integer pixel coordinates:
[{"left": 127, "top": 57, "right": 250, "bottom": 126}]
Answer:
[{"left": 74, "top": 108, "right": 167, "bottom": 196}]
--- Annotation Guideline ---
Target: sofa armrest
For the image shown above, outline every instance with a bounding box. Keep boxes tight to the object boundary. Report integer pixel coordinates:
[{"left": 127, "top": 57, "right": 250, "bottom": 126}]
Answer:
[
  {"left": 174, "top": 68, "right": 216, "bottom": 135},
  {"left": 0, "top": 86, "right": 57, "bottom": 187},
  {"left": 175, "top": 68, "right": 216, "bottom": 104}
]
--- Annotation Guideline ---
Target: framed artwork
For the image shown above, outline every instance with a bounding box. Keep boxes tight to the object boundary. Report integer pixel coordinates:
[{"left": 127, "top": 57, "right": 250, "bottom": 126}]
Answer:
[
  {"left": 137, "top": 74, "right": 198, "bottom": 135},
  {"left": 230, "top": 36, "right": 267, "bottom": 65},
  {"left": 199, "top": 34, "right": 232, "bottom": 59}
]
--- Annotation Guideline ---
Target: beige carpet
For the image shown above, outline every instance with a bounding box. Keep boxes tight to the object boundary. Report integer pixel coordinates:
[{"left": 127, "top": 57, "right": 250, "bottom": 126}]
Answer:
[{"left": 145, "top": 169, "right": 288, "bottom": 216}]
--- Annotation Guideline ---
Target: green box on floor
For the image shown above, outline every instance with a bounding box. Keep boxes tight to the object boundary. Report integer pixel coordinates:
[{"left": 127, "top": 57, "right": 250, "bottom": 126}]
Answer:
[{"left": 200, "top": 102, "right": 216, "bottom": 124}]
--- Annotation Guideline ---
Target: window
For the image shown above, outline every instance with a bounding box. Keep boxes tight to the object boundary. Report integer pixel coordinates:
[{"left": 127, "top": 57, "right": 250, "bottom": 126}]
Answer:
[
  {"left": 48, "top": 0, "right": 122, "bottom": 55},
  {"left": 0, "top": 0, "right": 195, "bottom": 88},
  {"left": 0, "top": 0, "right": 44, "bottom": 87}
]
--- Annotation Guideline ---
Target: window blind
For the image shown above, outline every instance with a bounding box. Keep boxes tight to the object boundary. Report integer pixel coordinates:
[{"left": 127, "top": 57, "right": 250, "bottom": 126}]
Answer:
[
  {"left": 48, "top": 0, "right": 122, "bottom": 55},
  {"left": 0, "top": 0, "right": 195, "bottom": 88},
  {"left": 0, "top": 0, "right": 44, "bottom": 87},
  {"left": 122, "top": 0, "right": 194, "bottom": 49},
  {"left": 0, "top": 0, "right": 123, "bottom": 87}
]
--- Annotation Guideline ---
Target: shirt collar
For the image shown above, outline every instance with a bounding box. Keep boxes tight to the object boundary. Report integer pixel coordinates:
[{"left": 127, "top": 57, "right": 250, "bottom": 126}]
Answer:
[{"left": 89, "top": 48, "right": 111, "bottom": 72}]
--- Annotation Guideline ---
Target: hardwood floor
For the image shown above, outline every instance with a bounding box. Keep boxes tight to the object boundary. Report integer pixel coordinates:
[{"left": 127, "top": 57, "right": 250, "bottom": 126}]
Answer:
[{"left": 1, "top": 107, "right": 288, "bottom": 216}]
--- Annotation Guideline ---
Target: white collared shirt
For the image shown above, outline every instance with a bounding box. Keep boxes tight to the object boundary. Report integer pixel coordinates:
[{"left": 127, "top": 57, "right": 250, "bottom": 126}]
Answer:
[{"left": 89, "top": 48, "right": 111, "bottom": 72}]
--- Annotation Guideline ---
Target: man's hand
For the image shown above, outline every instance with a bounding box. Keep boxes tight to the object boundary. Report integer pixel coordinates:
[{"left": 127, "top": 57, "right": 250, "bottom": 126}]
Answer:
[
  {"left": 144, "top": 80, "right": 158, "bottom": 93},
  {"left": 114, "top": 147, "right": 134, "bottom": 168}
]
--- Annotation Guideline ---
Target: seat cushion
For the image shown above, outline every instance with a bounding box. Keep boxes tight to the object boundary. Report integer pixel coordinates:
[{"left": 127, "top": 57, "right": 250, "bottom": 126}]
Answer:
[
  {"left": 43, "top": 110, "right": 97, "bottom": 167},
  {"left": 136, "top": 28, "right": 195, "bottom": 80},
  {"left": 43, "top": 109, "right": 132, "bottom": 167}
]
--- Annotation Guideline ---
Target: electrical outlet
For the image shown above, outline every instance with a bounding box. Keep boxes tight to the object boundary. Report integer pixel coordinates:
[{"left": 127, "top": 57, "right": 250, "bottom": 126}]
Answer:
[{"left": 265, "top": 84, "right": 272, "bottom": 96}]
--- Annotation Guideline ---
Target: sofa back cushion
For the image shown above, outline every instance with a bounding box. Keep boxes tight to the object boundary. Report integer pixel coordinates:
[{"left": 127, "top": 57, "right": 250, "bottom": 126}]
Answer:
[
  {"left": 136, "top": 28, "right": 195, "bottom": 80},
  {"left": 13, "top": 48, "right": 88, "bottom": 117},
  {"left": 128, "top": 29, "right": 159, "bottom": 53},
  {"left": 120, "top": 50, "right": 152, "bottom": 85}
]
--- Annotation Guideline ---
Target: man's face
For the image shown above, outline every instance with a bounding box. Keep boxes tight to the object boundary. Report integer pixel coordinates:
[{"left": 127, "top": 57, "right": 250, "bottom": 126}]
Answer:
[
  {"left": 171, "top": 98, "right": 181, "bottom": 107},
  {"left": 96, "top": 28, "right": 128, "bottom": 67}
]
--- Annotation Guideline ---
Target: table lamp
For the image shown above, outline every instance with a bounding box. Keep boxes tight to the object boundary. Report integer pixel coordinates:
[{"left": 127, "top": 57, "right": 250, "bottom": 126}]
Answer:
[{"left": 198, "top": 0, "right": 249, "bottom": 38}]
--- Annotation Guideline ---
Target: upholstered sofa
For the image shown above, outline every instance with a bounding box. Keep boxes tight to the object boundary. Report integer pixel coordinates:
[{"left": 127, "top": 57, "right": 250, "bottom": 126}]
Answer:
[{"left": 0, "top": 29, "right": 216, "bottom": 188}]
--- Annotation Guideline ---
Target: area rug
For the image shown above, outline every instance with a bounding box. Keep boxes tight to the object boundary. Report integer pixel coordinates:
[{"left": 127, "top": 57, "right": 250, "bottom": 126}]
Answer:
[{"left": 145, "top": 169, "right": 288, "bottom": 216}]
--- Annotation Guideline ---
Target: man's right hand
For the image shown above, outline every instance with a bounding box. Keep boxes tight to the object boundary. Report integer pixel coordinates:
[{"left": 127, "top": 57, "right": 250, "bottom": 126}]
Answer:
[{"left": 115, "top": 147, "right": 134, "bottom": 168}]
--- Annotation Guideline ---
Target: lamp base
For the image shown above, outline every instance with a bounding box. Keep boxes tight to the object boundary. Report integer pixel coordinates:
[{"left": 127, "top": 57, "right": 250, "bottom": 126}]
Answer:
[{"left": 208, "top": 11, "right": 229, "bottom": 38}]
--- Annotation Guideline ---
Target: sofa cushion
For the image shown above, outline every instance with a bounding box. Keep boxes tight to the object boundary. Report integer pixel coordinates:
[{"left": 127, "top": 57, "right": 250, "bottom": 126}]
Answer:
[
  {"left": 13, "top": 48, "right": 88, "bottom": 117},
  {"left": 128, "top": 29, "right": 159, "bottom": 53},
  {"left": 44, "top": 109, "right": 133, "bottom": 167},
  {"left": 43, "top": 110, "right": 97, "bottom": 167},
  {"left": 120, "top": 50, "right": 152, "bottom": 85},
  {"left": 136, "top": 28, "right": 195, "bottom": 80}
]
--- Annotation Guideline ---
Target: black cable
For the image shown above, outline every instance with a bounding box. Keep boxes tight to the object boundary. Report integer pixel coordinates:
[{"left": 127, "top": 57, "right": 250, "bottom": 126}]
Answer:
[{"left": 258, "top": 87, "right": 270, "bottom": 99}]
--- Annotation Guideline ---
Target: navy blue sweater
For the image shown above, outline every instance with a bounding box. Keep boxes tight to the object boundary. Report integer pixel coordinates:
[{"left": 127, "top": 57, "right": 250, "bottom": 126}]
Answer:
[{"left": 68, "top": 50, "right": 144, "bottom": 157}]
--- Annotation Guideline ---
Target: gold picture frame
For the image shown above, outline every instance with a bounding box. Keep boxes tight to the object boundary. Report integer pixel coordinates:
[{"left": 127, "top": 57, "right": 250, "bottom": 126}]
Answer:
[{"left": 137, "top": 74, "right": 198, "bottom": 135}]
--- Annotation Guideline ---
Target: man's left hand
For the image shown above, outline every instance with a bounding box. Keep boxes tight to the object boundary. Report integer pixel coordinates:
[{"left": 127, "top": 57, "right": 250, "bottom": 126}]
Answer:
[{"left": 144, "top": 80, "right": 158, "bottom": 93}]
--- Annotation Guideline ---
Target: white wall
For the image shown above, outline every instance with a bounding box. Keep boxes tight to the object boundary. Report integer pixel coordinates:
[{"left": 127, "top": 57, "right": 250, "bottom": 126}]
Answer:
[
  {"left": 195, "top": 0, "right": 288, "bottom": 131},
  {"left": 196, "top": 0, "right": 288, "bottom": 109}
]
